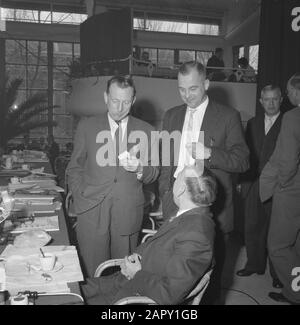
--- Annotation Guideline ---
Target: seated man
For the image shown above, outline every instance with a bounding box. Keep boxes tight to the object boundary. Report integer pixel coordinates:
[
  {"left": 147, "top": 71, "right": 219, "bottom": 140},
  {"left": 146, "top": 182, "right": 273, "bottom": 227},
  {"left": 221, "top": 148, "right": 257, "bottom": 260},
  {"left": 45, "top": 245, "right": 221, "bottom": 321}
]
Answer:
[{"left": 81, "top": 164, "right": 216, "bottom": 305}]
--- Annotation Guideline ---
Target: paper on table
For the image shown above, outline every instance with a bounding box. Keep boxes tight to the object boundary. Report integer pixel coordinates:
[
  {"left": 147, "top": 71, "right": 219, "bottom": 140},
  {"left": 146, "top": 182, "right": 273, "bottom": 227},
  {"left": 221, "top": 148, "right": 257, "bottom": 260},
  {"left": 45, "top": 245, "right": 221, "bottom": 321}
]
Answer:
[
  {"left": 1, "top": 245, "right": 83, "bottom": 295},
  {"left": 4, "top": 215, "right": 59, "bottom": 233}
]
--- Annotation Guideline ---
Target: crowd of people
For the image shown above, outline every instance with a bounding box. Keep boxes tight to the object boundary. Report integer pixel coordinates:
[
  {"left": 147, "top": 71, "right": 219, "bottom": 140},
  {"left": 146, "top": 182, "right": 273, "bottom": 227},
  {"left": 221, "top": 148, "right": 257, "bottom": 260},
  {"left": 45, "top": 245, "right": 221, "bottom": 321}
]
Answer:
[
  {"left": 63, "top": 63, "right": 300, "bottom": 305},
  {"left": 12, "top": 60, "right": 299, "bottom": 305}
]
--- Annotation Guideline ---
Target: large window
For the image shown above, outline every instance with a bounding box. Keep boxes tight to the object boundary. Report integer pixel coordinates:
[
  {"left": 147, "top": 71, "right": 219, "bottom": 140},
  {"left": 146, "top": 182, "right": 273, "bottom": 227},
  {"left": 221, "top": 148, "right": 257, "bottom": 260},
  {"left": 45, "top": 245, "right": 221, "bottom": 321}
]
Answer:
[
  {"left": 4, "top": 39, "right": 79, "bottom": 149},
  {"left": 136, "top": 47, "right": 212, "bottom": 68},
  {"left": 53, "top": 42, "right": 79, "bottom": 147},
  {"left": 2, "top": 8, "right": 87, "bottom": 24},
  {"left": 236, "top": 44, "right": 259, "bottom": 71},
  {"left": 134, "top": 12, "right": 220, "bottom": 36}
]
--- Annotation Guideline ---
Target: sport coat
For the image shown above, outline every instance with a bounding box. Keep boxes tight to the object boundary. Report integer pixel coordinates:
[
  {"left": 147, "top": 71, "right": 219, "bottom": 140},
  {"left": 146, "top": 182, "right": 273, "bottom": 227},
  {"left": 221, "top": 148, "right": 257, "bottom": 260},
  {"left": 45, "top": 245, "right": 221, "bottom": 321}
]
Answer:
[
  {"left": 159, "top": 99, "right": 249, "bottom": 232},
  {"left": 241, "top": 112, "right": 283, "bottom": 198},
  {"left": 66, "top": 113, "right": 159, "bottom": 234},
  {"left": 82, "top": 207, "right": 215, "bottom": 305},
  {"left": 260, "top": 107, "right": 300, "bottom": 202}
]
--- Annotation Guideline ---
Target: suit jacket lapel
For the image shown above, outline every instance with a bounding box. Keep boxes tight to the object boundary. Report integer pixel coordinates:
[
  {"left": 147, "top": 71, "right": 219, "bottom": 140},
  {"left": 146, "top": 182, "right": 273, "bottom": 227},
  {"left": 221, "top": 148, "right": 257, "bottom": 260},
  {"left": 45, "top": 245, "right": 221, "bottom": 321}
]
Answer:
[
  {"left": 200, "top": 101, "right": 220, "bottom": 146},
  {"left": 266, "top": 113, "right": 282, "bottom": 138},
  {"left": 171, "top": 105, "right": 187, "bottom": 172},
  {"left": 175, "top": 105, "right": 187, "bottom": 132}
]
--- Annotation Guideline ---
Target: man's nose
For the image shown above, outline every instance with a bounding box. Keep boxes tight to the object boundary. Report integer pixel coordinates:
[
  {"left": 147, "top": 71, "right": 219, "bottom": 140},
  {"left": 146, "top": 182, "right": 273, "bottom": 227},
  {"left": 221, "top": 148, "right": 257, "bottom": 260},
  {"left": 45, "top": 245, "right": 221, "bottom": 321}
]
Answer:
[
  {"left": 117, "top": 102, "right": 123, "bottom": 111},
  {"left": 185, "top": 90, "right": 191, "bottom": 98}
]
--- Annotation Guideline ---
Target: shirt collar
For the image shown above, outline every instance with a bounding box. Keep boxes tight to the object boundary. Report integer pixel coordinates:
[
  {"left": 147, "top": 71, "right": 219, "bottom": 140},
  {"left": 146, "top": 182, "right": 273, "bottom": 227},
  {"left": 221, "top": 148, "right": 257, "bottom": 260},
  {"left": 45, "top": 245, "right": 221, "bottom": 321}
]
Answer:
[
  {"left": 188, "top": 96, "right": 209, "bottom": 112},
  {"left": 264, "top": 112, "right": 280, "bottom": 122},
  {"left": 107, "top": 113, "right": 128, "bottom": 128}
]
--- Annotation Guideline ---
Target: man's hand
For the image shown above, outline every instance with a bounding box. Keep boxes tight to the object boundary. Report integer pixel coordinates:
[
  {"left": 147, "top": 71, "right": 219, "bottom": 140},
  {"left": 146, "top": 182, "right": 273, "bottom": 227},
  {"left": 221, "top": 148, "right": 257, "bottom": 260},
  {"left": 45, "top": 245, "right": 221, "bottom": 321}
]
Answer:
[
  {"left": 119, "top": 145, "right": 143, "bottom": 174},
  {"left": 186, "top": 142, "right": 212, "bottom": 160},
  {"left": 120, "top": 254, "right": 142, "bottom": 280}
]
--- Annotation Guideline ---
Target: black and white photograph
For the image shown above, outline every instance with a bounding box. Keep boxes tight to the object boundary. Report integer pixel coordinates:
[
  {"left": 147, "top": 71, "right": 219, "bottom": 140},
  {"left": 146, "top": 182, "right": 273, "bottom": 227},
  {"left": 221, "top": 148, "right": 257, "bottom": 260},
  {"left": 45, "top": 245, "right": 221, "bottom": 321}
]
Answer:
[{"left": 0, "top": 0, "right": 299, "bottom": 308}]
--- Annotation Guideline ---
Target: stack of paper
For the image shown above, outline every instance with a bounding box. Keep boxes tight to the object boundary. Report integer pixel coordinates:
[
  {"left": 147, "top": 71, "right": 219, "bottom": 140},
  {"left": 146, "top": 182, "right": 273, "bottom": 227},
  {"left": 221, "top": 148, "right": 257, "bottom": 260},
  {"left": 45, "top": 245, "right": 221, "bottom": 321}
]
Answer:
[
  {"left": 13, "top": 194, "right": 55, "bottom": 205},
  {"left": 12, "top": 201, "right": 61, "bottom": 214},
  {"left": 4, "top": 215, "right": 59, "bottom": 233}
]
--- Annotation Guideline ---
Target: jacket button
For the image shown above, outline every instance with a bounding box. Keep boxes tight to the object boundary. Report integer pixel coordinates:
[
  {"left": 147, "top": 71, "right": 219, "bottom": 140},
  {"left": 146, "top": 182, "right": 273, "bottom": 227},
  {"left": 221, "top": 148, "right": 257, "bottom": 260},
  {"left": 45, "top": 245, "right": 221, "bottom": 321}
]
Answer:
[{"left": 114, "top": 178, "right": 117, "bottom": 183}]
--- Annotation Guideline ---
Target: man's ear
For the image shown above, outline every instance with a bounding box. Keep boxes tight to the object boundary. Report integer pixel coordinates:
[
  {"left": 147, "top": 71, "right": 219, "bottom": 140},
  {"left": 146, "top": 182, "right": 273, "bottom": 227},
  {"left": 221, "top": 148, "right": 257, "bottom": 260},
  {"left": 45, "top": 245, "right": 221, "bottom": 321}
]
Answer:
[
  {"left": 104, "top": 91, "right": 108, "bottom": 105},
  {"left": 132, "top": 96, "right": 136, "bottom": 106},
  {"left": 178, "top": 183, "right": 186, "bottom": 198}
]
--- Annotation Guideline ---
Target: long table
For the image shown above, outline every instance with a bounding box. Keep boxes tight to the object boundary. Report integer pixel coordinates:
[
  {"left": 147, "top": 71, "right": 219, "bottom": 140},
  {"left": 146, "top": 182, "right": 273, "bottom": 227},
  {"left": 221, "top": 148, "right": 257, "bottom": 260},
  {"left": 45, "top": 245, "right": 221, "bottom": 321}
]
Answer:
[{"left": 0, "top": 160, "right": 84, "bottom": 305}]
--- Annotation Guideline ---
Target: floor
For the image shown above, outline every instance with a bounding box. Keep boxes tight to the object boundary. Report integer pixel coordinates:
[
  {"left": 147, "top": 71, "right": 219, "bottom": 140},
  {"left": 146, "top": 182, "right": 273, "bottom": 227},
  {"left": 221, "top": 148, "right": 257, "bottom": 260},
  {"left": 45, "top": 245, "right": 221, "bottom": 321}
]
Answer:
[{"left": 220, "top": 233, "right": 287, "bottom": 305}]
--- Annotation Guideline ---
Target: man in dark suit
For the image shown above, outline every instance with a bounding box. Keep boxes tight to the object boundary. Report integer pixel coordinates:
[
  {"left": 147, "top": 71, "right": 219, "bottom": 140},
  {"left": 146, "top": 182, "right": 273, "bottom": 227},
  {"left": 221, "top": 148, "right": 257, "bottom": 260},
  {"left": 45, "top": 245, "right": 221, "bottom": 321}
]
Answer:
[
  {"left": 81, "top": 165, "right": 216, "bottom": 305},
  {"left": 237, "top": 85, "right": 283, "bottom": 289},
  {"left": 260, "top": 73, "right": 300, "bottom": 305},
  {"left": 66, "top": 75, "right": 159, "bottom": 277},
  {"left": 159, "top": 61, "right": 249, "bottom": 303}
]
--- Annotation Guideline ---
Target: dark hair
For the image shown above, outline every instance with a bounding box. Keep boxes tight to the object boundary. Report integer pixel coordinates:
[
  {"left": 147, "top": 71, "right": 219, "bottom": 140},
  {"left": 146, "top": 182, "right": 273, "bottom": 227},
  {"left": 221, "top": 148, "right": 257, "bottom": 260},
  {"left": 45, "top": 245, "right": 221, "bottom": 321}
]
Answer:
[
  {"left": 106, "top": 75, "right": 136, "bottom": 97},
  {"left": 185, "top": 167, "right": 217, "bottom": 206},
  {"left": 289, "top": 72, "right": 300, "bottom": 91},
  {"left": 178, "top": 61, "right": 206, "bottom": 78},
  {"left": 238, "top": 57, "right": 249, "bottom": 67}
]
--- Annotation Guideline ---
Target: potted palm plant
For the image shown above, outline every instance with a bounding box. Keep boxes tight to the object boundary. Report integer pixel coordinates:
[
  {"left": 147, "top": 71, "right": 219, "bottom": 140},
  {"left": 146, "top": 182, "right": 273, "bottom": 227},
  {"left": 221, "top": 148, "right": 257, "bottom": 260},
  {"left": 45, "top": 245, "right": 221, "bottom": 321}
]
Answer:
[{"left": 0, "top": 77, "right": 57, "bottom": 152}]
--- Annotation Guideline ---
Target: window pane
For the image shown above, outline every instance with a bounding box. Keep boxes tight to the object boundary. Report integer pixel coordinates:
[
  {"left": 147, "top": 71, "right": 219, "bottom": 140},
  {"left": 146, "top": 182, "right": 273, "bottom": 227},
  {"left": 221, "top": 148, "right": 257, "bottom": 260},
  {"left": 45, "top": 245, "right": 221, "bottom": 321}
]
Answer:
[
  {"left": 2, "top": 9, "right": 40, "bottom": 23},
  {"left": 146, "top": 20, "right": 187, "bottom": 33},
  {"left": 74, "top": 43, "right": 80, "bottom": 59},
  {"left": 158, "top": 49, "right": 174, "bottom": 67},
  {"left": 5, "top": 40, "right": 26, "bottom": 64},
  {"left": 239, "top": 47, "right": 245, "bottom": 58},
  {"left": 188, "top": 23, "right": 219, "bottom": 36},
  {"left": 133, "top": 18, "right": 144, "bottom": 30},
  {"left": 54, "top": 42, "right": 73, "bottom": 66},
  {"left": 39, "top": 11, "right": 52, "bottom": 24},
  {"left": 53, "top": 67, "right": 69, "bottom": 90},
  {"left": 53, "top": 91, "right": 68, "bottom": 114},
  {"left": 140, "top": 48, "right": 158, "bottom": 65},
  {"left": 249, "top": 45, "right": 259, "bottom": 71},
  {"left": 179, "top": 50, "right": 195, "bottom": 64},
  {"left": 6, "top": 64, "right": 26, "bottom": 85},
  {"left": 27, "top": 65, "right": 48, "bottom": 89},
  {"left": 2, "top": 8, "right": 87, "bottom": 25},
  {"left": 196, "top": 51, "right": 212, "bottom": 65},
  {"left": 27, "top": 41, "right": 48, "bottom": 65},
  {"left": 52, "top": 12, "right": 87, "bottom": 24},
  {"left": 10, "top": 90, "right": 27, "bottom": 109},
  {"left": 53, "top": 114, "right": 74, "bottom": 139},
  {"left": 30, "top": 126, "right": 48, "bottom": 141}
]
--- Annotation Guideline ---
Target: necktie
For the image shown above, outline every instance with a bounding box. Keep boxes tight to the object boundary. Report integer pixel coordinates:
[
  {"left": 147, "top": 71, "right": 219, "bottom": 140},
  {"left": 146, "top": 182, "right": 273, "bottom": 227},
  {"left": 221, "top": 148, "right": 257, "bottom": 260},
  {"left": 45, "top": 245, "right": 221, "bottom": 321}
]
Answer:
[
  {"left": 265, "top": 117, "right": 273, "bottom": 135},
  {"left": 185, "top": 108, "right": 196, "bottom": 166},
  {"left": 114, "top": 121, "right": 122, "bottom": 166}
]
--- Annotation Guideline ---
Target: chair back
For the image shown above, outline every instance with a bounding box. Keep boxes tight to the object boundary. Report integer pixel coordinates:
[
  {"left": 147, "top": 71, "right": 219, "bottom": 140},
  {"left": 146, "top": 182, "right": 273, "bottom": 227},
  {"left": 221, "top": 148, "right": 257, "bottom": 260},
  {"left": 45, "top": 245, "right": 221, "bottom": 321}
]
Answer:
[{"left": 185, "top": 269, "right": 212, "bottom": 305}]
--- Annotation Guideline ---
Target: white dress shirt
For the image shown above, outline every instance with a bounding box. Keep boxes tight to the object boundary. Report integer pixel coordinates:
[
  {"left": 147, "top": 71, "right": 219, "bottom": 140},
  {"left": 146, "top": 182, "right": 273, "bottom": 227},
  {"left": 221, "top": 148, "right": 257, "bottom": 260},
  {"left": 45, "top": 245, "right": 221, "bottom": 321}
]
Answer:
[
  {"left": 264, "top": 112, "right": 280, "bottom": 135},
  {"left": 107, "top": 113, "right": 128, "bottom": 140},
  {"left": 174, "top": 97, "right": 209, "bottom": 178}
]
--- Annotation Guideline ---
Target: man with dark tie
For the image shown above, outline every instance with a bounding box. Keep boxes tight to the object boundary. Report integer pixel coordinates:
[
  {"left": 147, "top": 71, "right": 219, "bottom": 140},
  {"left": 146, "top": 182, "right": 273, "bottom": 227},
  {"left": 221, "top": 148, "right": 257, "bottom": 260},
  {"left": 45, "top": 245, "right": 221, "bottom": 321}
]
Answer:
[
  {"left": 67, "top": 75, "right": 159, "bottom": 277},
  {"left": 237, "top": 85, "right": 283, "bottom": 289}
]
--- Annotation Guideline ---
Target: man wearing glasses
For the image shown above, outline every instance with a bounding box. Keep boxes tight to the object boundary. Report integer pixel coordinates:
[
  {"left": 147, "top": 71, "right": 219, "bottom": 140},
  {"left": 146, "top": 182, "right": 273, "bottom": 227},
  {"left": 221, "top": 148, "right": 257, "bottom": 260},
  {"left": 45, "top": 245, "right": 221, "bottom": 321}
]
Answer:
[{"left": 67, "top": 75, "right": 159, "bottom": 277}]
